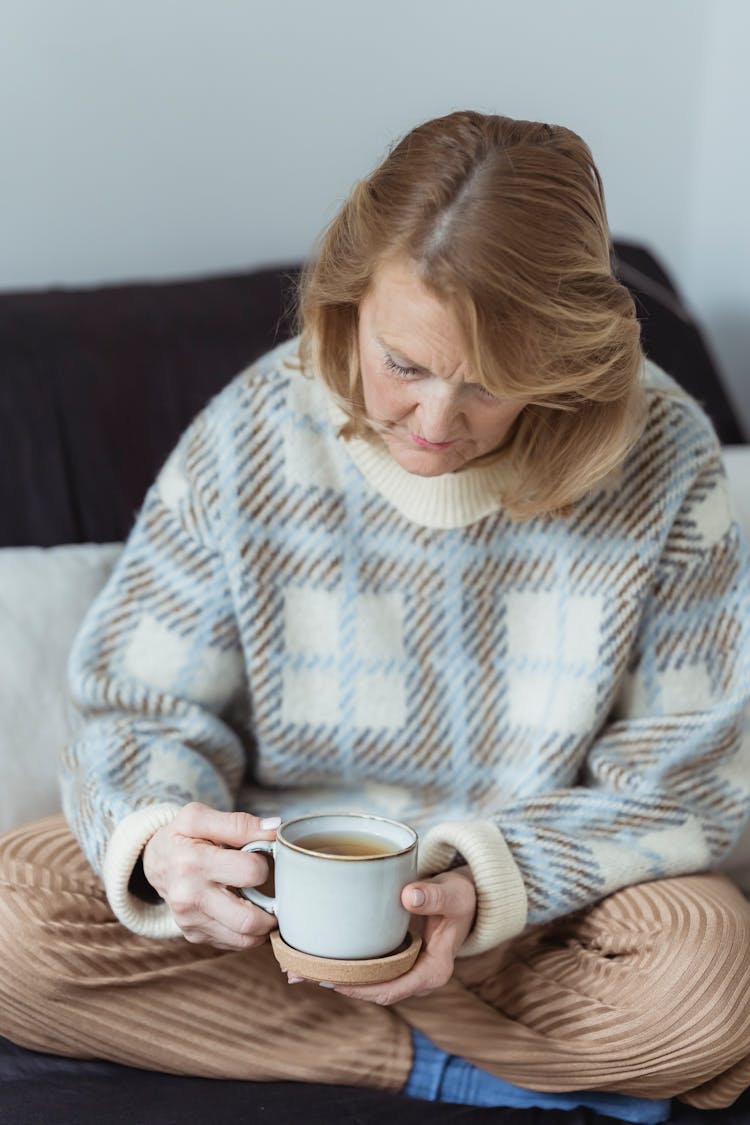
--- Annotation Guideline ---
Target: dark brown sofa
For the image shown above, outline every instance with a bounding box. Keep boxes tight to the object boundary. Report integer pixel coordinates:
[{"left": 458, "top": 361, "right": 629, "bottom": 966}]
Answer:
[{"left": 1, "top": 244, "right": 748, "bottom": 1124}]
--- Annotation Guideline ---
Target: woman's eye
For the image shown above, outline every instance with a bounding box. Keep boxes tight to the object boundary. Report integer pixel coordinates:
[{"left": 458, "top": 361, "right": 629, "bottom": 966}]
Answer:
[
  {"left": 383, "top": 354, "right": 419, "bottom": 379},
  {"left": 470, "top": 382, "right": 498, "bottom": 401}
]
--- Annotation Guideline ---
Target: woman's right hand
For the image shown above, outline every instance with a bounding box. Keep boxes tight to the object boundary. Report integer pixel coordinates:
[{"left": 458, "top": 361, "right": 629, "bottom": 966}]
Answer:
[{"left": 142, "top": 801, "right": 281, "bottom": 950}]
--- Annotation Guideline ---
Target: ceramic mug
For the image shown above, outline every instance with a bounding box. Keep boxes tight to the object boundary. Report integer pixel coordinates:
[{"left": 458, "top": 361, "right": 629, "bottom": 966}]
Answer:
[{"left": 240, "top": 812, "right": 418, "bottom": 959}]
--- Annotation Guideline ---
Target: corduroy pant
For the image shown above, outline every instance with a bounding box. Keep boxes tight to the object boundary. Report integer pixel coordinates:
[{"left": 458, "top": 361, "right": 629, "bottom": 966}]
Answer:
[{"left": 1, "top": 815, "right": 749, "bottom": 1109}]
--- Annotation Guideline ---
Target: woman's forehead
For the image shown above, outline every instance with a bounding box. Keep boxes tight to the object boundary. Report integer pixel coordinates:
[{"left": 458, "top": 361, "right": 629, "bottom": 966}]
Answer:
[{"left": 363, "top": 259, "right": 467, "bottom": 362}]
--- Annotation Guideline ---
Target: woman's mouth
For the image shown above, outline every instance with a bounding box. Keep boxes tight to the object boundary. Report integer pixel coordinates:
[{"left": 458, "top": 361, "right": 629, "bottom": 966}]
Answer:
[{"left": 411, "top": 434, "right": 456, "bottom": 450}]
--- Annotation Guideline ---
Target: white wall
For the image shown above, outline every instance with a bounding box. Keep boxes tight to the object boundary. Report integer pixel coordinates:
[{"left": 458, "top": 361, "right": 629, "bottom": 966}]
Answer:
[
  {"left": 1, "top": 0, "right": 747, "bottom": 432},
  {"left": 684, "top": 0, "right": 750, "bottom": 436}
]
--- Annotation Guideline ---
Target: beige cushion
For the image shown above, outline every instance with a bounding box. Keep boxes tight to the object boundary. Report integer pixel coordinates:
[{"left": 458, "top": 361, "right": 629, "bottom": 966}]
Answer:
[
  {"left": 0, "top": 543, "right": 121, "bottom": 834},
  {"left": 719, "top": 449, "right": 750, "bottom": 890}
]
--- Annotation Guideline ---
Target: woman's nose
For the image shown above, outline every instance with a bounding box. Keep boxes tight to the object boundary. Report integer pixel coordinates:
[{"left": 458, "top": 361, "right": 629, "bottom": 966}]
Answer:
[{"left": 417, "top": 388, "right": 462, "bottom": 441}]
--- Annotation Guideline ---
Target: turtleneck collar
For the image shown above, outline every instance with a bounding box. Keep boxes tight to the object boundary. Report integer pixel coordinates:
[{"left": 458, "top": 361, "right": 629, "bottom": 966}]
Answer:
[{"left": 325, "top": 395, "right": 510, "bottom": 530}]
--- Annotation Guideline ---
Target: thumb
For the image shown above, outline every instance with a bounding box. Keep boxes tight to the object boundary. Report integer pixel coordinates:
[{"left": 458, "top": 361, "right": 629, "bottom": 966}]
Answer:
[{"left": 402, "top": 881, "right": 446, "bottom": 916}]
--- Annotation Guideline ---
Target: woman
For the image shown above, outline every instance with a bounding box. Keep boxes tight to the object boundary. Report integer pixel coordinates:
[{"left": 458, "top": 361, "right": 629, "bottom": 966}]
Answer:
[{"left": 1, "top": 110, "right": 749, "bottom": 1122}]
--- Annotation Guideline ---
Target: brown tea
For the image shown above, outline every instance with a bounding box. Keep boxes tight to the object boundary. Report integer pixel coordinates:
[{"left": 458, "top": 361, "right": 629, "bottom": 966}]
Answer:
[{"left": 293, "top": 830, "right": 399, "bottom": 857}]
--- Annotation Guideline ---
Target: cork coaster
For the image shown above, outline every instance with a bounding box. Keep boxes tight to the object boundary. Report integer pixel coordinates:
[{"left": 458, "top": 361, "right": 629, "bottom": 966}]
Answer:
[{"left": 270, "top": 930, "right": 422, "bottom": 985}]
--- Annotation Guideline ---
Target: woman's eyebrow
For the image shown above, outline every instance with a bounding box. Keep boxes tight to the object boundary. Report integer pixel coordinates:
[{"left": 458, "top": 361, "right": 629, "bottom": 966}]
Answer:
[{"left": 377, "top": 336, "right": 430, "bottom": 373}]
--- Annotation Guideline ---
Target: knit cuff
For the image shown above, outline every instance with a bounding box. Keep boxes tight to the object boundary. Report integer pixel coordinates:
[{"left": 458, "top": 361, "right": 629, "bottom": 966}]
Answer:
[
  {"left": 102, "top": 803, "right": 184, "bottom": 938},
  {"left": 418, "top": 819, "right": 527, "bottom": 957}
]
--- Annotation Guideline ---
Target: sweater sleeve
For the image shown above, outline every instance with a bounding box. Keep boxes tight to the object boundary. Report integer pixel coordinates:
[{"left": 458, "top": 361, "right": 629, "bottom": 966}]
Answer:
[
  {"left": 62, "top": 405, "right": 249, "bottom": 938},
  {"left": 421, "top": 447, "right": 750, "bottom": 956}
]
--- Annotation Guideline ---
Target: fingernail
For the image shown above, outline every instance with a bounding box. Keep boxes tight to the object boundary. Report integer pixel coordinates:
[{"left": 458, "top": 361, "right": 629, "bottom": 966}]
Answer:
[
  {"left": 318, "top": 981, "right": 337, "bottom": 989},
  {"left": 410, "top": 888, "right": 426, "bottom": 907},
  {"left": 287, "top": 974, "right": 304, "bottom": 984},
  {"left": 260, "top": 816, "right": 281, "bottom": 830}
]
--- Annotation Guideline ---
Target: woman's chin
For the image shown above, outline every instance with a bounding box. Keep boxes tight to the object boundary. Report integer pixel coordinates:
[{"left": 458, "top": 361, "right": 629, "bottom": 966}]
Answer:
[{"left": 386, "top": 440, "right": 465, "bottom": 477}]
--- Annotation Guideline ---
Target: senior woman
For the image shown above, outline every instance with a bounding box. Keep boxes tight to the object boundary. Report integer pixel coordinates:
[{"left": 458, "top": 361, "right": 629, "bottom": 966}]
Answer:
[{"left": 1, "top": 111, "right": 749, "bottom": 1123}]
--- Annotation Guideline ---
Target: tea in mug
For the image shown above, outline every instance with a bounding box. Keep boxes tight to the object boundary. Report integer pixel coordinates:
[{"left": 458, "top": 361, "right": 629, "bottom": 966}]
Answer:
[{"left": 294, "top": 831, "right": 399, "bottom": 857}]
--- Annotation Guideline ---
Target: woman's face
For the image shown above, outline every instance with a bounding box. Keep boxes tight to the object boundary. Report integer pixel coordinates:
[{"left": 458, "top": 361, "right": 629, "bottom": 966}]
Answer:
[{"left": 357, "top": 258, "right": 525, "bottom": 476}]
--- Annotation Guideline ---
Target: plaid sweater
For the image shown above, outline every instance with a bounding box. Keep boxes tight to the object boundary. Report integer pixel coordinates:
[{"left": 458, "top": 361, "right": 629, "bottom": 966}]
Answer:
[{"left": 64, "top": 338, "right": 750, "bottom": 952}]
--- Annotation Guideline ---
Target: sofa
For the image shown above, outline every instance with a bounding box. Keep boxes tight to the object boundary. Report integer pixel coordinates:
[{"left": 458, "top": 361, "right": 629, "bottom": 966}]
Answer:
[{"left": 1, "top": 244, "right": 749, "bottom": 1124}]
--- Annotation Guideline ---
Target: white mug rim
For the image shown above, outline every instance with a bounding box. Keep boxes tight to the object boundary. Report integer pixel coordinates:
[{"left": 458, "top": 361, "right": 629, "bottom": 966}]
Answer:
[{"left": 276, "top": 812, "right": 417, "bottom": 862}]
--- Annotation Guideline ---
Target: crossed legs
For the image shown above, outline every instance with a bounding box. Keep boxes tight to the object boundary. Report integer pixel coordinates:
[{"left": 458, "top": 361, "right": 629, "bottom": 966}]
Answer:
[{"left": 1, "top": 815, "right": 748, "bottom": 1109}]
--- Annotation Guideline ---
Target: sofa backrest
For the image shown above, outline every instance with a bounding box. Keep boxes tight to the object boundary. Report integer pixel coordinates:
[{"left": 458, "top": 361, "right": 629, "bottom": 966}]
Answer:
[{"left": 1, "top": 264, "right": 300, "bottom": 547}]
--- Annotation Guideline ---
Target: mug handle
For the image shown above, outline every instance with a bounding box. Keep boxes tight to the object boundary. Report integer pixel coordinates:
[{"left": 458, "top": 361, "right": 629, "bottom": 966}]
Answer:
[{"left": 239, "top": 840, "right": 277, "bottom": 914}]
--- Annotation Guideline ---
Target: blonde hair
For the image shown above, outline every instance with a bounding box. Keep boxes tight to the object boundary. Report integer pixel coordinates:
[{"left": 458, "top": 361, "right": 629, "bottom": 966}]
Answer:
[{"left": 298, "top": 110, "right": 646, "bottom": 519}]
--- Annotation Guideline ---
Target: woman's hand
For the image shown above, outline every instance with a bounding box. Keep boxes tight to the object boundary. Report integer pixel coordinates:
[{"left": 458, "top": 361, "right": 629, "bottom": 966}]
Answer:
[
  {"left": 288, "top": 866, "right": 477, "bottom": 1004},
  {"left": 142, "top": 801, "right": 281, "bottom": 950}
]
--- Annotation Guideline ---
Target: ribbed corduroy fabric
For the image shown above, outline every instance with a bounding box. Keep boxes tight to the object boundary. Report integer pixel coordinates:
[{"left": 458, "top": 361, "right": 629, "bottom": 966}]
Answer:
[{"left": 1, "top": 815, "right": 749, "bottom": 1109}]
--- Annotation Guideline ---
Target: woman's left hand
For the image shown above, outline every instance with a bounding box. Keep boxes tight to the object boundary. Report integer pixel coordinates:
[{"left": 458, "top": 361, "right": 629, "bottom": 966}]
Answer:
[{"left": 287, "top": 865, "right": 476, "bottom": 1005}]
